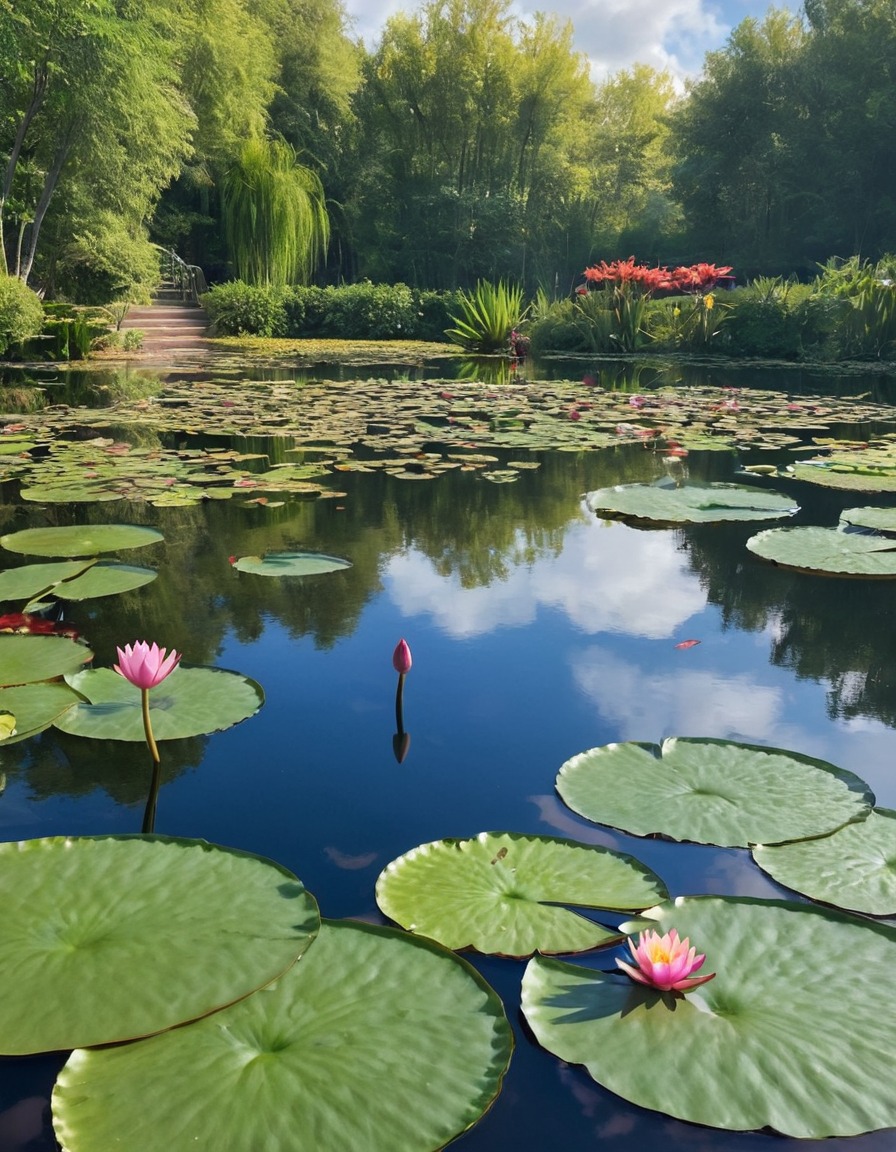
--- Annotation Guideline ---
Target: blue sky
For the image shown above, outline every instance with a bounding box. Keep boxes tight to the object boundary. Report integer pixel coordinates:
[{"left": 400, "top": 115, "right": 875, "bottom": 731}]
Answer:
[{"left": 342, "top": 0, "right": 800, "bottom": 82}]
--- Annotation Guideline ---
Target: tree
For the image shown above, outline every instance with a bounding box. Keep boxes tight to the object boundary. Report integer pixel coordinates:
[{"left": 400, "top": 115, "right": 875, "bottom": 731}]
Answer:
[
  {"left": 349, "top": 0, "right": 592, "bottom": 290},
  {"left": 583, "top": 66, "right": 682, "bottom": 262},
  {"left": 0, "top": 0, "right": 192, "bottom": 290},
  {"left": 221, "top": 136, "right": 329, "bottom": 286},
  {"left": 670, "top": 11, "right": 808, "bottom": 269}
]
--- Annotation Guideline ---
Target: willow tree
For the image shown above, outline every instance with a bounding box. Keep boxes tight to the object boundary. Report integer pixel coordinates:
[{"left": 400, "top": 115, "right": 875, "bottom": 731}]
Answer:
[{"left": 221, "top": 137, "right": 329, "bottom": 286}]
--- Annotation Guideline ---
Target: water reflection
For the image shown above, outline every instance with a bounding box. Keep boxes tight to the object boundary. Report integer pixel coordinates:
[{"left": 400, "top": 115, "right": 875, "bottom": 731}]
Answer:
[{"left": 3, "top": 361, "right": 896, "bottom": 1151}]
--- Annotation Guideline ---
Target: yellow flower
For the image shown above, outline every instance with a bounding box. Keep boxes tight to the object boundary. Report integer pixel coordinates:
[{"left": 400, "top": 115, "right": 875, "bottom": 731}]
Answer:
[{"left": 704, "top": 294, "right": 715, "bottom": 310}]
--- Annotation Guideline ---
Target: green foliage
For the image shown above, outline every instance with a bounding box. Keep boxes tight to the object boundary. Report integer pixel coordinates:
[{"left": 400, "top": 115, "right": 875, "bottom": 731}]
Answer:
[
  {"left": 445, "top": 280, "right": 526, "bottom": 352},
  {"left": 721, "top": 279, "right": 807, "bottom": 358},
  {"left": 528, "top": 299, "right": 596, "bottom": 353},
  {"left": 411, "top": 289, "right": 464, "bottom": 341},
  {"left": 322, "top": 281, "right": 417, "bottom": 339},
  {"left": 221, "top": 137, "right": 329, "bottom": 287},
  {"left": 53, "top": 216, "right": 160, "bottom": 306},
  {"left": 202, "top": 282, "right": 287, "bottom": 337},
  {"left": 811, "top": 257, "right": 896, "bottom": 359},
  {"left": 0, "top": 276, "right": 44, "bottom": 357}
]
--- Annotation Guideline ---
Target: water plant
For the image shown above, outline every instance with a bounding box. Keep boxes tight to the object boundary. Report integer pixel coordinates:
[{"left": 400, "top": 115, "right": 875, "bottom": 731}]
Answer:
[{"left": 444, "top": 279, "right": 527, "bottom": 352}]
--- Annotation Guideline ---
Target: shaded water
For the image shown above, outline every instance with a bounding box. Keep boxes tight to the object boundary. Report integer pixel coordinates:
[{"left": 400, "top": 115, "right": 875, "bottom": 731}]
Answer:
[{"left": 2, "top": 357, "right": 896, "bottom": 1149}]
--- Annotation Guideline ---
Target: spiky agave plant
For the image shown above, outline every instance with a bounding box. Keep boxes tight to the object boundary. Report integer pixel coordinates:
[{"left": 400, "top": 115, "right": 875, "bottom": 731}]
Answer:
[
  {"left": 221, "top": 137, "right": 329, "bottom": 288},
  {"left": 445, "top": 280, "right": 527, "bottom": 352}
]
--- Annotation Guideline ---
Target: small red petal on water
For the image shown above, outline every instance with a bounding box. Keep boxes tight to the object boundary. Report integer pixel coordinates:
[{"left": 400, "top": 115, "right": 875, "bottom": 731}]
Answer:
[
  {"left": 228, "top": 555, "right": 237, "bottom": 565},
  {"left": 674, "top": 639, "right": 701, "bottom": 649},
  {"left": 568, "top": 409, "right": 581, "bottom": 420}
]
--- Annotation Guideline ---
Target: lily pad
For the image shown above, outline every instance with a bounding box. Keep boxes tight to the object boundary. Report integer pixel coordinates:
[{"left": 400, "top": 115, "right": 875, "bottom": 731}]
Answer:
[
  {"left": 0, "top": 835, "right": 318, "bottom": 1054},
  {"left": 0, "top": 559, "right": 94, "bottom": 604},
  {"left": 53, "top": 919, "right": 512, "bottom": 1152},
  {"left": 752, "top": 807, "right": 896, "bottom": 915},
  {"left": 54, "top": 665, "right": 264, "bottom": 740},
  {"left": 585, "top": 482, "right": 798, "bottom": 526},
  {"left": 0, "top": 633, "right": 92, "bottom": 687},
  {"left": 49, "top": 562, "right": 157, "bottom": 600},
  {"left": 375, "top": 832, "right": 668, "bottom": 957},
  {"left": 747, "top": 525, "right": 896, "bottom": 576},
  {"left": 556, "top": 738, "right": 873, "bottom": 847},
  {"left": 0, "top": 525, "right": 163, "bottom": 556},
  {"left": 840, "top": 506, "right": 896, "bottom": 534},
  {"left": 522, "top": 895, "right": 896, "bottom": 1137},
  {"left": 230, "top": 551, "right": 351, "bottom": 576},
  {"left": 0, "top": 682, "right": 82, "bottom": 742}
]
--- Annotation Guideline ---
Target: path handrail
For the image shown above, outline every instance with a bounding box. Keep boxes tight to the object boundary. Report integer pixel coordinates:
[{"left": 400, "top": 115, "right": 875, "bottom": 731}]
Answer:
[{"left": 157, "top": 246, "right": 208, "bottom": 304}]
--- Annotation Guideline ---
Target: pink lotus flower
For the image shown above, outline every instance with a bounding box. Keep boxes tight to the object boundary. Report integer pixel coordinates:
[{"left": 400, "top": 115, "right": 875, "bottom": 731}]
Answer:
[
  {"left": 392, "top": 638, "right": 412, "bottom": 675},
  {"left": 114, "top": 641, "right": 181, "bottom": 690},
  {"left": 617, "top": 928, "right": 715, "bottom": 992}
]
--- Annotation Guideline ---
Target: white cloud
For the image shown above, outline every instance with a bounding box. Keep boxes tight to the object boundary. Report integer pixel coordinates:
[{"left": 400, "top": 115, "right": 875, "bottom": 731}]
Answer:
[
  {"left": 386, "top": 514, "right": 706, "bottom": 639},
  {"left": 340, "top": 0, "right": 773, "bottom": 83},
  {"left": 571, "top": 644, "right": 786, "bottom": 741}
]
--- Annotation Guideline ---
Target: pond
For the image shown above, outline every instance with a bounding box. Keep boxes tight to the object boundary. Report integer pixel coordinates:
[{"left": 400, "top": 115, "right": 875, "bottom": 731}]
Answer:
[{"left": 3, "top": 354, "right": 896, "bottom": 1150}]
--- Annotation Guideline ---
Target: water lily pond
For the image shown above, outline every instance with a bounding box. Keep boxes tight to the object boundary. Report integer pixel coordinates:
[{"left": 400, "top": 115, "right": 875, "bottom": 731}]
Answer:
[{"left": 4, "top": 353, "right": 896, "bottom": 1150}]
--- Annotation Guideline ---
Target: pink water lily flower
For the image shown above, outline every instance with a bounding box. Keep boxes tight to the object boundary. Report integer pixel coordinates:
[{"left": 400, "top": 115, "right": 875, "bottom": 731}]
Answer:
[
  {"left": 616, "top": 928, "right": 715, "bottom": 992},
  {"left": 392, "top": 638, "right": 412, "bottom": 675},
  {"left": 114, "top": 641, "right": 181, "bottom": 690}
]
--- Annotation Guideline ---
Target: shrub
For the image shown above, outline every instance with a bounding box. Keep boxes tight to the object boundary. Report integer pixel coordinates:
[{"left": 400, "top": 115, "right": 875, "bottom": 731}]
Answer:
[
  {"left": 281, "top": 286, "right": 330, "bottom": 335},
  {"left": 54, "top": 215, "right": 159, "bottom": 305},
  {"left": 721, "top": 279, "right": 807, "bottom": 359},
  {"left": 810, "top": 259, "right": 896, "bottom": 359},
  {"left": 445, "top": 280, "right": 527, "bottom": 352},
  {"left": 323, "top": 282, "right": 417, "bottom": 339},
  {"left": 528, "top": 299, "right": 595, "bottom": 353},
  {"left": 412, "top": 289, "right": 463, "bottom": 342},
  {"left": 201, "top": 281, "right": 286, "bottom": 336},
  {"left": 0, "top": 275, "right": 44, "bottom": 357}
]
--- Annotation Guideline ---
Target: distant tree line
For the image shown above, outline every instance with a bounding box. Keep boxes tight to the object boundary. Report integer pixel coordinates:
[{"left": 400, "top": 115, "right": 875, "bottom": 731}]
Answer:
[{"left": 1, "top": 0, "right": 894, "bottom": 303}]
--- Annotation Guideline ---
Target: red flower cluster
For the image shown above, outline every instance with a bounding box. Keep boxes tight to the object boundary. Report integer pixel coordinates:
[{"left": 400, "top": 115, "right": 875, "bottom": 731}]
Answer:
[{"left": 582, "top": 258, "right": 733, "bottom": 295}]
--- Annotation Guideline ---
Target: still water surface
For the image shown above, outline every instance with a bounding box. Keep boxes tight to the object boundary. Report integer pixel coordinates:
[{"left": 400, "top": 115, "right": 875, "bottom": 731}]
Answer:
[{"left": 2, "top": 359, "right": 896, "bottom": 1150}]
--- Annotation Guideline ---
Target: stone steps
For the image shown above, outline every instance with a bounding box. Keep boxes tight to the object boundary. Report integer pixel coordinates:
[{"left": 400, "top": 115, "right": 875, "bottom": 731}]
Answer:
[{"left": 119, "top": 286, "right": 210, "bottom": 354}]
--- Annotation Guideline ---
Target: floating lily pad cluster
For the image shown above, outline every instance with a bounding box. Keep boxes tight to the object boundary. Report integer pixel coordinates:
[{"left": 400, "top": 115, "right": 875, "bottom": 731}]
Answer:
[
  {"left": 747, "top": 504, "right": 896, "bottom": 576},
  {"left": 0, "top": 524, "right": 265, "bottom": 742},
  {"left": 2, "top": 375, "right": 896, "bottom": 499},
  {"left": 0, "top": 835, "right": 511, "bottom": 1152},
  {"left": 371, "top": 735, "right": 896, "bottom": 1139}
]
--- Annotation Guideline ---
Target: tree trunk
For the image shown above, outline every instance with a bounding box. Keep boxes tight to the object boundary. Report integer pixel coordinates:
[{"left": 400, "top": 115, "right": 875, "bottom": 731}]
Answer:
[{"left": 0, "top": 64, "right": 49, "bottom": 274}]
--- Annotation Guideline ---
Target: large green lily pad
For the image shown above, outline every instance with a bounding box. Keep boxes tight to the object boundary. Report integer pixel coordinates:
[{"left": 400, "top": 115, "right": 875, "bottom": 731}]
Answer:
[
  {"left": 0, "top": 633, "right": 93, "bottom": 687},
  {"left": 375, "top": 832, "right": 668, "bottom": 957},
  {"left": 585, "top": 482, "right": 798, "bottom": 526},
  {"left": 0, "top": 681, "right": 82, "bottom": 742},
  {"left": 49, "top": 562, "right": 157, "bottom": 600},
  {"left": 0, "top": 835, "right": 318, "bottom": 1054},
  {"left": 556, "top": 738, "right": 873, "bottom": 847},
  {"left": 839, "top": 506, "right": 896, "bottom": 534},
  {"left": 522, "top": 895, "right": 896, "bottom": 1137},
  {"left": 752, "top": 807, "right": 896, "bottom": 915},
  {"left": 54, "top": 665, "right": 264, "bottom": 741},
  {"left": 230, "top": 551, "right": 352, "bottom": 576},
  {"left": 53, "top": 919, "right": 512, "bottom": 1152},
  {"left": 0, "top": 524, "right": 163, "bottom": 557},
  {"left": 747, "top": 524, "right": 896, "bottom": 576},
  {"left": 0, "top": 559, "right": 94, "bottom": 604}
]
